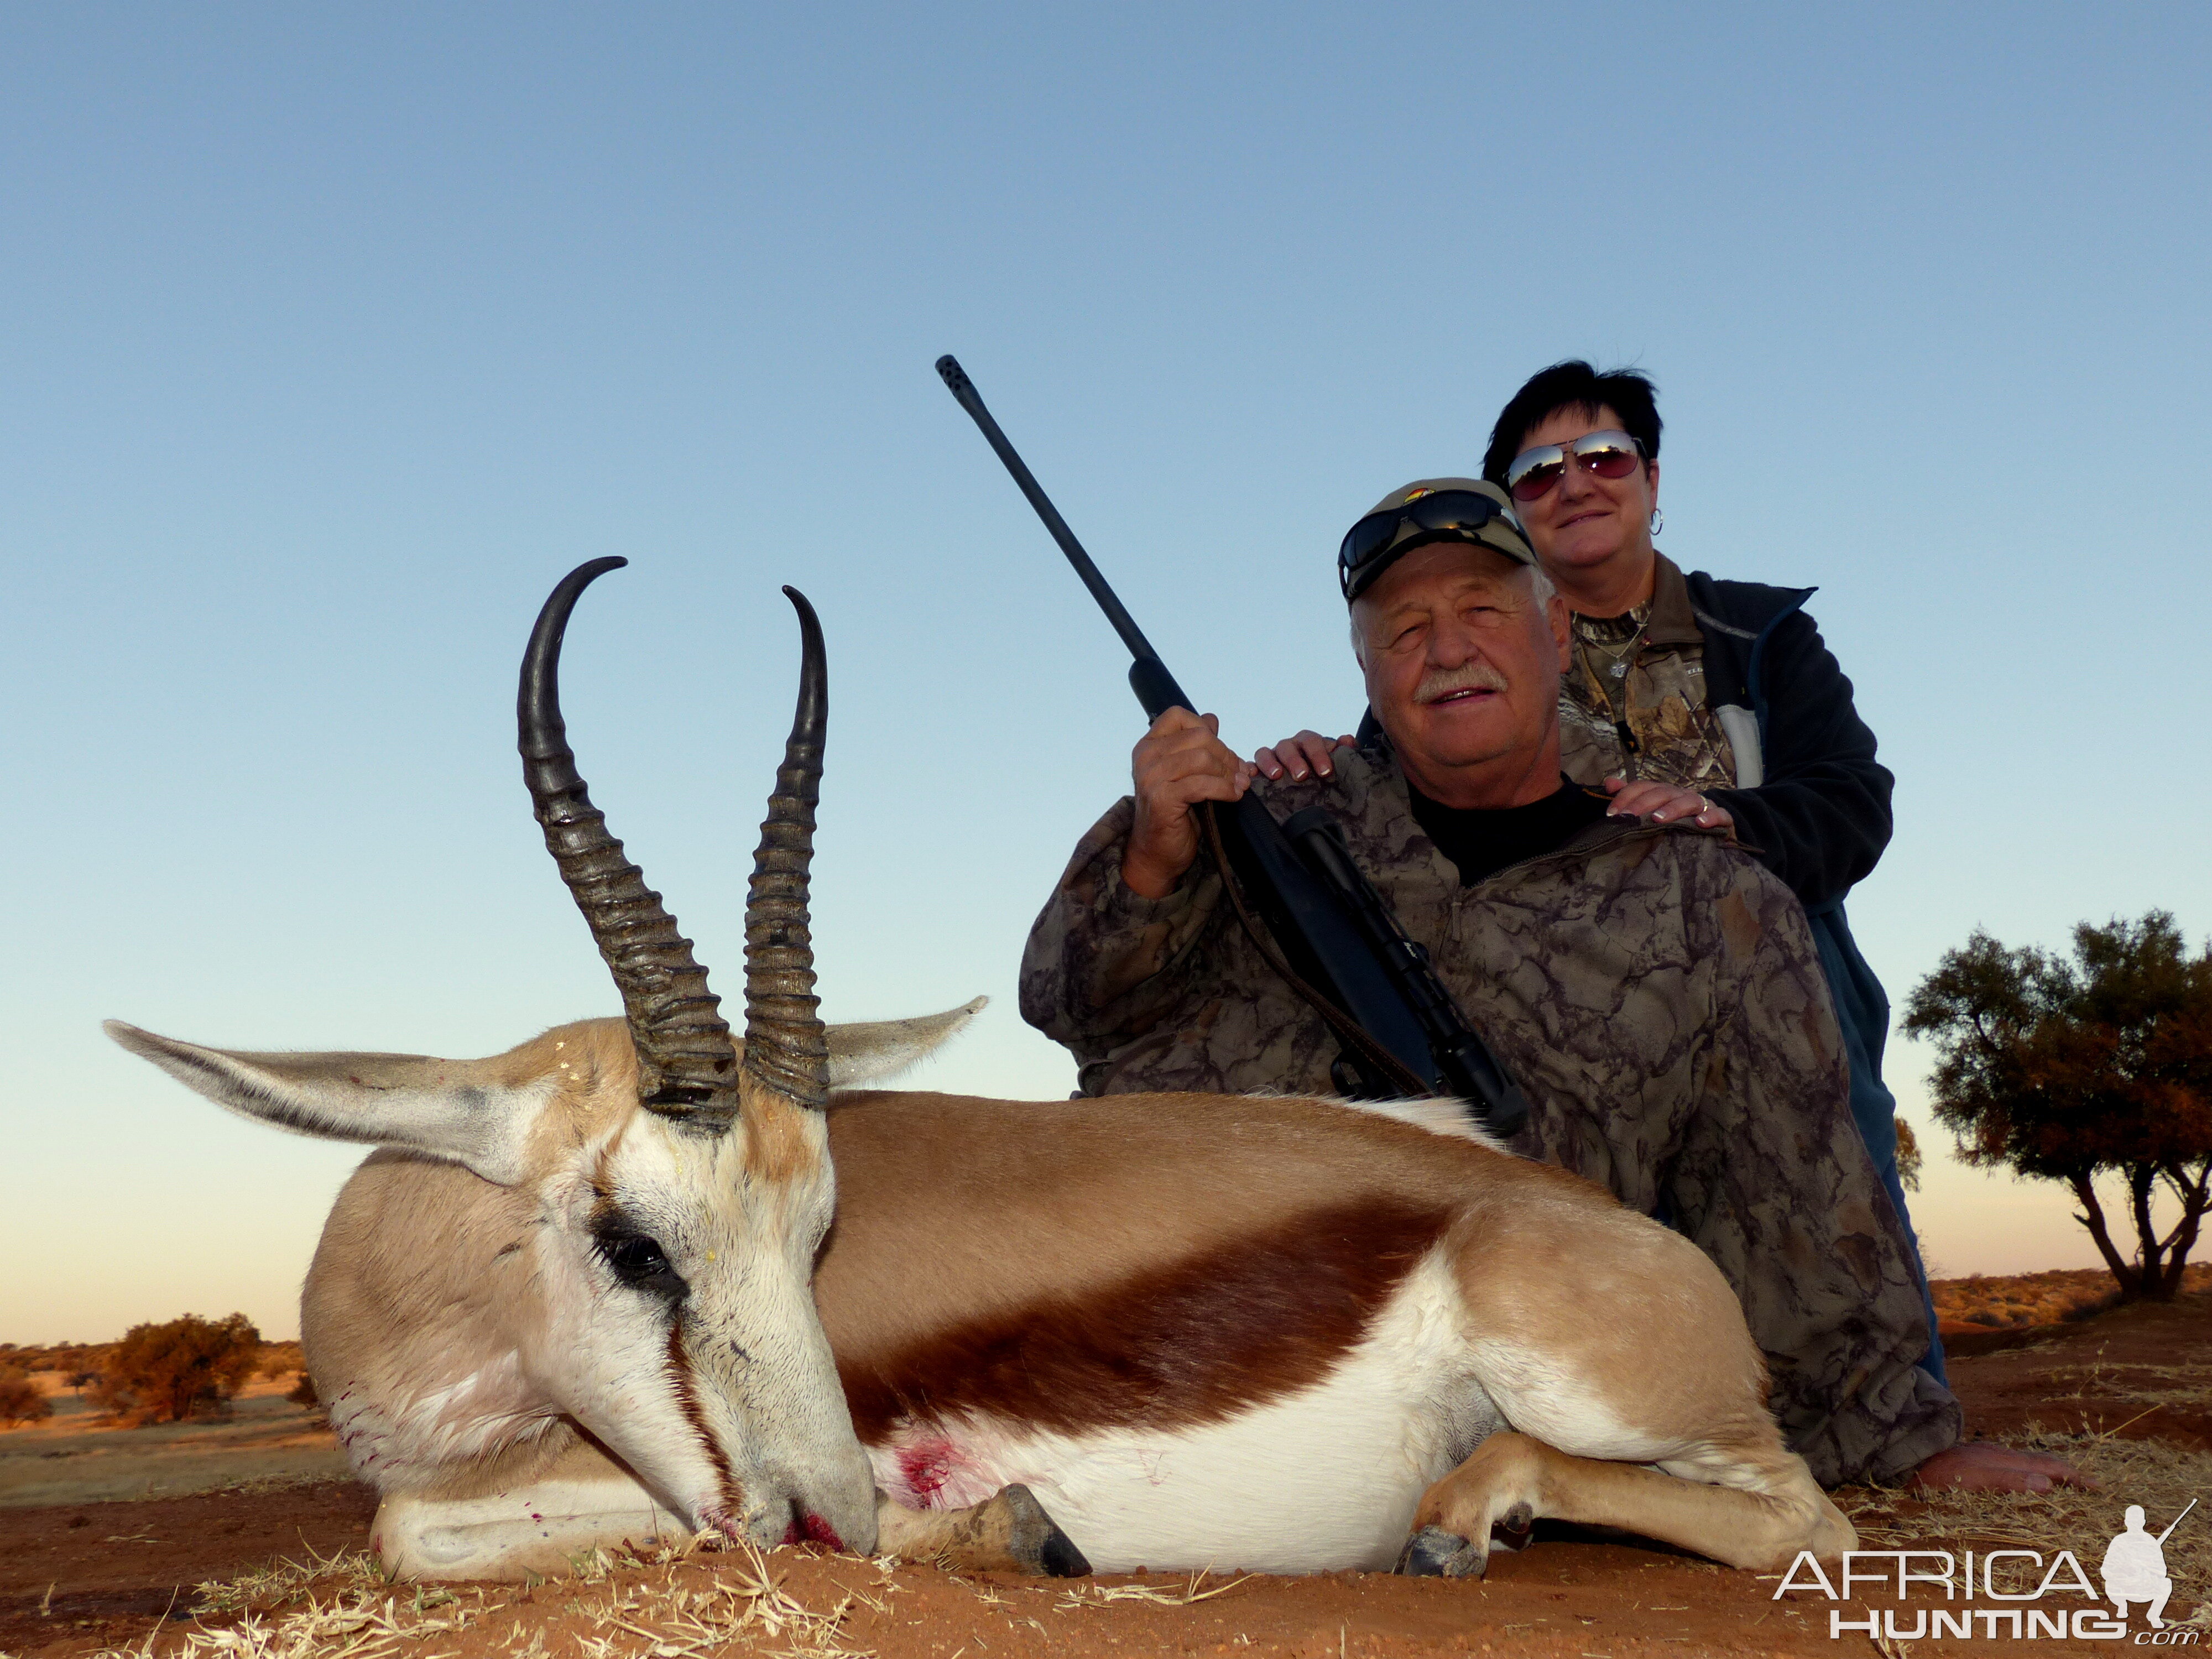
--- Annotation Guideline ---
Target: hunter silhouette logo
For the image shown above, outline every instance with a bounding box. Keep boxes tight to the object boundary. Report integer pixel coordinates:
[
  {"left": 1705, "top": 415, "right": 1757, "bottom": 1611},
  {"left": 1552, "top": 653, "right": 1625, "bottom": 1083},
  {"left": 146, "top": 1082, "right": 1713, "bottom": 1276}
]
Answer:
[{"left": 2104, "top": 1500, "right": 2194, "bottom": 1630}]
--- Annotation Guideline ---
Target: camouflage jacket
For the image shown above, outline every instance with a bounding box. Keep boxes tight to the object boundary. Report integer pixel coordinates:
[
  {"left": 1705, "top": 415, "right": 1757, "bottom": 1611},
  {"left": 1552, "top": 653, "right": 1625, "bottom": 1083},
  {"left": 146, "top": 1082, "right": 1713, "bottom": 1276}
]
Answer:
[
  {"left": 1019, "top": 744, "right": 1959, "bottom": 1485},
  {"left": 1558, "top": 551, "right": 1739, "bottom": 794}
]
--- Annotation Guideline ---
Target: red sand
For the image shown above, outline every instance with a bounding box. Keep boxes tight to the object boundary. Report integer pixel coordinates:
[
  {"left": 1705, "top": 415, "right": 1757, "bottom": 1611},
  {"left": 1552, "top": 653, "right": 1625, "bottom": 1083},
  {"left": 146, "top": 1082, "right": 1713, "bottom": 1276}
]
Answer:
[{"left": 4, "top": 1284, "right": 2205, "bottom": 1658}]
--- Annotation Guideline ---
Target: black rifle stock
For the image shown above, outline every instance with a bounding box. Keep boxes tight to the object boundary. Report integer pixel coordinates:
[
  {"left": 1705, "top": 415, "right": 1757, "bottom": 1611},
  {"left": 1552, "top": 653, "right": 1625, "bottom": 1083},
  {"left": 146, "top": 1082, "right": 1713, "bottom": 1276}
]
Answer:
[
  {"left": 935, "top": 354, "right": 1527, "bottom": 1135},
  {"left": 1280, "top": 808, "right": 1531, "bottom": 1132}
]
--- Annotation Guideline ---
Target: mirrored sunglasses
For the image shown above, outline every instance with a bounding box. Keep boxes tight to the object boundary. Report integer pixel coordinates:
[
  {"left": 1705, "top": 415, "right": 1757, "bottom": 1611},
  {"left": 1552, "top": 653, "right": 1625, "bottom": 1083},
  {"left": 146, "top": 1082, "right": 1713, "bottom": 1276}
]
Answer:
[{"left": 1504, "top": 430, "right": 1646, "bottom": 502}]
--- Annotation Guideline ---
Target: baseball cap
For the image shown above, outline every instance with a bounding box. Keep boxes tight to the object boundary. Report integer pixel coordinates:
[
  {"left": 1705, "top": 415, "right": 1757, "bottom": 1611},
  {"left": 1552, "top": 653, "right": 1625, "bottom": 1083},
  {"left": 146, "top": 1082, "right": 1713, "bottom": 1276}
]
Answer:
[{"left": 1339, "top": 478, "right": 1536, "bottom": 603}]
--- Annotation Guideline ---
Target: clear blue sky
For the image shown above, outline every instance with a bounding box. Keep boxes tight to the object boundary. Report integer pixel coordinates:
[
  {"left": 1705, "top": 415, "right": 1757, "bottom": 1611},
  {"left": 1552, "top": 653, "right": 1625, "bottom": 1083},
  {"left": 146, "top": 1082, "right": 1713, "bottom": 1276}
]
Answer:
[{"left": 4, "top": 5, "right": 2207, "bottom": 1340}]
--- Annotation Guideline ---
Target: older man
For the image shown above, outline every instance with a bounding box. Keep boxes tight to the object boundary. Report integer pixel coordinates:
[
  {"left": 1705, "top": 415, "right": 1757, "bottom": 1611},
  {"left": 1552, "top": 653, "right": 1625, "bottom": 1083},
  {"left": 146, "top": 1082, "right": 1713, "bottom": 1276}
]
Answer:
[{"left": 1023, "top": 479, "right": 1979, "bottom": 1490}]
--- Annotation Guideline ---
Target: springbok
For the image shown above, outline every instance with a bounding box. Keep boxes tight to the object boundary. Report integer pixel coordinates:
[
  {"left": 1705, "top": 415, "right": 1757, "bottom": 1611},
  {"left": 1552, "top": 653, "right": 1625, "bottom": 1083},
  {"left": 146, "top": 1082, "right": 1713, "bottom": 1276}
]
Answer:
[{"left": 111, "top": 560, "right": 1855, "bottom": 1584}]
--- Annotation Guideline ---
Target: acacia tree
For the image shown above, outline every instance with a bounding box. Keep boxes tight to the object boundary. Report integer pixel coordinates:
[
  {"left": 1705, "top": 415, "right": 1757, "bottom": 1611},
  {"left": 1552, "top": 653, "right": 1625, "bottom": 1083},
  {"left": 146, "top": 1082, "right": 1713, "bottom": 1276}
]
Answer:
[
  {"left": 1903, "top": 911, "right": 2212, "bottom": 1301},
  {"left": 103, "top": 1313, "right": 263, "bottom": 1424}
]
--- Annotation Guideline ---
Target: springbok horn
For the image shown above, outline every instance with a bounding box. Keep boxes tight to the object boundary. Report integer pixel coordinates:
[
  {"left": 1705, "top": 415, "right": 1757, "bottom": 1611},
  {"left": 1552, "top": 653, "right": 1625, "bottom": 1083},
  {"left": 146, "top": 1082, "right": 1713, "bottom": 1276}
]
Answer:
[
  {"left": 518, "top": 558, "right": 740, "bottom": 1131},
  {"left": 742, "top": 587, "right": 831, "bottom": 1112}
]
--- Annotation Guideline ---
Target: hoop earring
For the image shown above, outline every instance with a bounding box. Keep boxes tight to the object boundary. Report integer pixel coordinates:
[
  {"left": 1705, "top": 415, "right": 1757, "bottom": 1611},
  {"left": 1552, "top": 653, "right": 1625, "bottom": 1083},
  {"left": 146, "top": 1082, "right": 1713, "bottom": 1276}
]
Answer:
[{"left": 1648, "top": 508, "right": 1665, "bottom": 538}]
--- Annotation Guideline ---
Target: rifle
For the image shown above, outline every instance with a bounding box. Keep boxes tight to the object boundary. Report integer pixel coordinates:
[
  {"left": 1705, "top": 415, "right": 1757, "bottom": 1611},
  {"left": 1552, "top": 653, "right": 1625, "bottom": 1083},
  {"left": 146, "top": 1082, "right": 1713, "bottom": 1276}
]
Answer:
[
  {"left": 936, "top": 354, "right": 1529, "bottom": 1136},
  {"left": 2156, "top": 1498, "right": 2197, "bottom": 1546}
]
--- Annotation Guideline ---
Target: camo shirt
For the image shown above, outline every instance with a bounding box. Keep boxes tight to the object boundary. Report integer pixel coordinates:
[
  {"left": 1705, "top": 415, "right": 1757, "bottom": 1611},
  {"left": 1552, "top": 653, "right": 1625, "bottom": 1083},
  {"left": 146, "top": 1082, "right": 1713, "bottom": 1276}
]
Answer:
[
  {"left": 1019, "top": 744, "right": 1959, "bottom": 1486},
  {"left": 1557, "top": 553, "right": 1738, "bottom": 792}
]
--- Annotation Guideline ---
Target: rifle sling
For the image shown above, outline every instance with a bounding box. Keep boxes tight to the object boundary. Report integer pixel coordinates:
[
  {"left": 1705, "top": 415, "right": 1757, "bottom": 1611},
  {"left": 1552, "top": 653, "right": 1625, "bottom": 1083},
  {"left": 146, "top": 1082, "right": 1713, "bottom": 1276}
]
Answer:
[{"left": 1200, "top": 801, "right": 1434, "bottom": 1101}]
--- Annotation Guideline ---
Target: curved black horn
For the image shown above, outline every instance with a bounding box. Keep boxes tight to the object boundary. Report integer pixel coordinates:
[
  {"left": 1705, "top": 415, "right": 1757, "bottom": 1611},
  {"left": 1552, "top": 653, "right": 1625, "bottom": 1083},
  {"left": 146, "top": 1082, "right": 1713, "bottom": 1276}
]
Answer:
[
  {"left": 742, "top": 587, "right": 831, "bottom": 1111},
  {"left": 519, "top": 558, "right": 740, "bottom": 1131}
]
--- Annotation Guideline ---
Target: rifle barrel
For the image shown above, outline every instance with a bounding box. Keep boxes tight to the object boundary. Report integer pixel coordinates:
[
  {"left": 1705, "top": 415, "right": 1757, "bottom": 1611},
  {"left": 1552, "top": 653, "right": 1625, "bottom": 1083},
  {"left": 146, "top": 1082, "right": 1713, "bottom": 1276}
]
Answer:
[
  {"left": 933, "top": 351, "right": 1499, "bottom": 1113},
  {"left": 935, "top": 356, "right": 1166, "bottom": 670},
  {"left": 2156, "top": 1497, "right": 2197, "bottom": 1545}
]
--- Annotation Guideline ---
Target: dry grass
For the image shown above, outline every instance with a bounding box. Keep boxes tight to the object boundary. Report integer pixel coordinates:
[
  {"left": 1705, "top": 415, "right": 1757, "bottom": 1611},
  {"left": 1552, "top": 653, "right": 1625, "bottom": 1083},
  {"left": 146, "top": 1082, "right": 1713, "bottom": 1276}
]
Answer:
[
  {"left": 86, "top": 1535, "right": 875, "bottom": 1659},
  {"left": 102, "top": 1533, "right": 1261, "bottom": 1659},
  {"left": 555, "top": 1540, "right": 867, "bottom": 1659},
  {"left": 187, "top": 1546, "right": 386, "bottom": 1615},
  {"left": 1053, "top": 1569, "right": 1254, "bottom": 1610},
  {"left": 2033, "top": 1349, "right": 2212, "bottom": 1416},
  {"left": 1845, "top": 1427, "right": 2212, "bottom": 1626},
  {"left": 94, "top": 1582, "right": 495, "bottom": 1659}
]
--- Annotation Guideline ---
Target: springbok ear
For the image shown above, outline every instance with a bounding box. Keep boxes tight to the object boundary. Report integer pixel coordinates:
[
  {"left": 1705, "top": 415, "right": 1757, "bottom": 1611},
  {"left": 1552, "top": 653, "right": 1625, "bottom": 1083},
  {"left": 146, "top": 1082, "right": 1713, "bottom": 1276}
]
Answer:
[
  {"left": 825, "top": 997, "right": 987, "bottom": 1089},
  {"left": 103, "top": 1021, "right": 552, "bottom": 1185}
]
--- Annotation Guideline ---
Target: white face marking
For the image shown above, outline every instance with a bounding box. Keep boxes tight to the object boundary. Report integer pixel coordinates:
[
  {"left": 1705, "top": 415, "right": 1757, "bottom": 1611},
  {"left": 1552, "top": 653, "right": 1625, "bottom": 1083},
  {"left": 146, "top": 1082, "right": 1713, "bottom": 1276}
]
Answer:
[{"left": 503, "top": 1105, "right": 870, "bottom": 1550}]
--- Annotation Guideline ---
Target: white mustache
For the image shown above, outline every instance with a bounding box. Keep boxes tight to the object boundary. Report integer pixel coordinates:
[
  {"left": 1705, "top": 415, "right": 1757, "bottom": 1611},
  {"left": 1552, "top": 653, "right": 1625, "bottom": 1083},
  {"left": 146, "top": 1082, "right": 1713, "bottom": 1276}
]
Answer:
[{"left": 1415, "top": 663, "right": 1508, "bottom": 703}]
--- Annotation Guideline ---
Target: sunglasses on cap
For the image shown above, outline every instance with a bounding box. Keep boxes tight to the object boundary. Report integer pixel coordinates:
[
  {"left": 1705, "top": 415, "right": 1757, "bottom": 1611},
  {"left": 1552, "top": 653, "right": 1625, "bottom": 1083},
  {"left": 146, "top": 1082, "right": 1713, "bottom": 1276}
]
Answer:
[
  {"left": 1503, "top": 429, "right": 1646, "bottom": 503},
  {"left": 1338, "top": 489, "right": 1519, "bottom": 599}
]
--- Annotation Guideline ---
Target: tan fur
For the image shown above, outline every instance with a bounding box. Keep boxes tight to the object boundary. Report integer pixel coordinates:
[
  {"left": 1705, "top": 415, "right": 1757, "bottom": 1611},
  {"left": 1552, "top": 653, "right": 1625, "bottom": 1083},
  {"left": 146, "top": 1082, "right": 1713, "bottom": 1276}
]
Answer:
[
  {"left": 817, "top": 1087, "right": 1850, "bottom": 1572},
  {"left": 815, "top": 1089, "right": 1604, "bottom": 1361},
  {"left": 1408, "top": 1430, "right": 1851, "bottom": 1575},
  {"left": 514, "top": 1020, "right": 633, "bottom": 1169},
  {"left": 739, "top": 1073, "right": 827, "bottom": 1186},
  {"left": 307, "top": 1149, "right": 571, "bottom": 1500}
]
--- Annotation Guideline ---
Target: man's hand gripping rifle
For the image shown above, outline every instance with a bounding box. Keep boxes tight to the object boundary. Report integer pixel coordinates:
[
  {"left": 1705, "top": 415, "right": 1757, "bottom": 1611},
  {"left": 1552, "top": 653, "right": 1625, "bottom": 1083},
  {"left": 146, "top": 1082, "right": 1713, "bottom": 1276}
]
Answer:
[{"left": 936, "top": 354, "right": 1528, "bottom": 1137}]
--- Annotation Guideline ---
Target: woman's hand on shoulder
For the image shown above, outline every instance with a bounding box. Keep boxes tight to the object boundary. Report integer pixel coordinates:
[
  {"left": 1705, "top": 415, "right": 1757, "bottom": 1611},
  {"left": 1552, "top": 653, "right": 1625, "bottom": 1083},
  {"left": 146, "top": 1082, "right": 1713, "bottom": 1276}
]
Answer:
[
  {"left": 1253, "top": 730, "right": 1354, "bottom": 782},
  {"left": 1604, "top": 775, "right": 1734, "bottom": 830}
]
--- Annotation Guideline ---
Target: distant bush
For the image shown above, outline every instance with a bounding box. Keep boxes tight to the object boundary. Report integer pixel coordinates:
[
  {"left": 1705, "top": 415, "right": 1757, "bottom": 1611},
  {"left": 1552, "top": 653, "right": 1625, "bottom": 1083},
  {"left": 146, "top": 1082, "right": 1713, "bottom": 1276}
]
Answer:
[
  {"left": 286, "top": 1373, "right": 319, "bottom": 1408},
  {"left": 102, "top": 1313, "right": 263, "bottom": 1425},
  {"left": 1895, "top": 1116, "right": 1922, "bottom": 1193},
  {"left": 1931, "top": 1265, "right": 2208, "bottom": 1332},
  {"left": 0, "top": 1368, "right": 51, "bottom": 1427}
]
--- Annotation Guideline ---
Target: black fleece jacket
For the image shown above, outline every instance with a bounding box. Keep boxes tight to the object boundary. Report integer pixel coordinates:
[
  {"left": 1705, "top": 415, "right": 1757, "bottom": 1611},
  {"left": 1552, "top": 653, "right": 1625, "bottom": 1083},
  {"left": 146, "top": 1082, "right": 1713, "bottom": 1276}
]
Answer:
[{"left": 1679, "top": 572, "right": 1892, "bottom": 914}]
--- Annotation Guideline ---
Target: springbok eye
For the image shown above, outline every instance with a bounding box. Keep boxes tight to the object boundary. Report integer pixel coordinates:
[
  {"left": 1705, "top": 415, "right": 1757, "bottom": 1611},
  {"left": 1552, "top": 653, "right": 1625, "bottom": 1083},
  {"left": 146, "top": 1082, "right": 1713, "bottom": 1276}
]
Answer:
[{"left": 597, "top": 1230, "right": 684, "bottom": 1296}]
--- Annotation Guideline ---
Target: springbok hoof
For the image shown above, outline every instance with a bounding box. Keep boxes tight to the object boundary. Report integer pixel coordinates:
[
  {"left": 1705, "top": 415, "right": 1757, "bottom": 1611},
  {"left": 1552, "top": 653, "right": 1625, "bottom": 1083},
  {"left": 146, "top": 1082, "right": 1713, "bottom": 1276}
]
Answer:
[
  {"left": 1001, "top": 1484, "right": 1092, "bottom": 1578},
  {"left": 1397, "top": 1526, "right": 1483, "bottom": 1579}
]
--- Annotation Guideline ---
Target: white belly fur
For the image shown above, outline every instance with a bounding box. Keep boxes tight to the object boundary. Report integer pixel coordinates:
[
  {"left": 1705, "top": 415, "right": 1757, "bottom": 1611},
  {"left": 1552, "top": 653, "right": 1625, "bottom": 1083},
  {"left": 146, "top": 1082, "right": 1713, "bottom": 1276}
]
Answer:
[{"left": 867, "top": 1249, "right": 1499, "bottom": 1573}]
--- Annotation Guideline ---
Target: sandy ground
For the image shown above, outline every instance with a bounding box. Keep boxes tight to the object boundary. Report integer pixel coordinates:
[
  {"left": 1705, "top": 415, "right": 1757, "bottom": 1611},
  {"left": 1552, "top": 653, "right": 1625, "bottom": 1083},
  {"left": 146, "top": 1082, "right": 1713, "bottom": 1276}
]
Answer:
[
  {"left": 1, "top": 1290, "right": 2205, "bottom": 1658},
  {"left": 0, "top": 1379, "right": 345, "bottom": 1510}
]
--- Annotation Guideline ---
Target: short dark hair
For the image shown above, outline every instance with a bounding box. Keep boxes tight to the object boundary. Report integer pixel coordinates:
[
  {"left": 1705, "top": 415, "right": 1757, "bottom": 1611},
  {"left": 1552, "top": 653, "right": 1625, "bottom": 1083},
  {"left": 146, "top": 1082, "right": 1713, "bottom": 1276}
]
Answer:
[{"left": 1481, "top": 361, "right": 1662, "bottom": 486}]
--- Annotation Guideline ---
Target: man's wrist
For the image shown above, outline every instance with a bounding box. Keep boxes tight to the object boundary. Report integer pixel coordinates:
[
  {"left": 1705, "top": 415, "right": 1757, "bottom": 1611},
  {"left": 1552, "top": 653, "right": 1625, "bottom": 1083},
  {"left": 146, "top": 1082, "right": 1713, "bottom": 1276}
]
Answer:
[{"left": 1120, "top": 847, "right": 1192, "bottom": 899}]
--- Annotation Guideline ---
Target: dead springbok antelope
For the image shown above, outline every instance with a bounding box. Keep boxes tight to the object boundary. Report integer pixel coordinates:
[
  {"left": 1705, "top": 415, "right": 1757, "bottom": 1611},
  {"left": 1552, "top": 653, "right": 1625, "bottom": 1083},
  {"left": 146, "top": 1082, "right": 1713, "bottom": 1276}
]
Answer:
[{"left": 111, "top": 559, "right": 1855, "bottom": 1585}]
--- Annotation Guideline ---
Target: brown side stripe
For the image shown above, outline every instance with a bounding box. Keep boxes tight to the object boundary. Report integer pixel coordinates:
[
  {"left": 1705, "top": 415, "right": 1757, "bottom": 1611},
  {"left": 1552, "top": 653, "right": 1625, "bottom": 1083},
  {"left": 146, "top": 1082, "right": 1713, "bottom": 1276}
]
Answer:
[
  {"left": 839, "top": 1198, "right": 1451, "bottom": 1443},
  {"left": 664, "top": 1321, "right": 744, "bottom": 1519}
]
